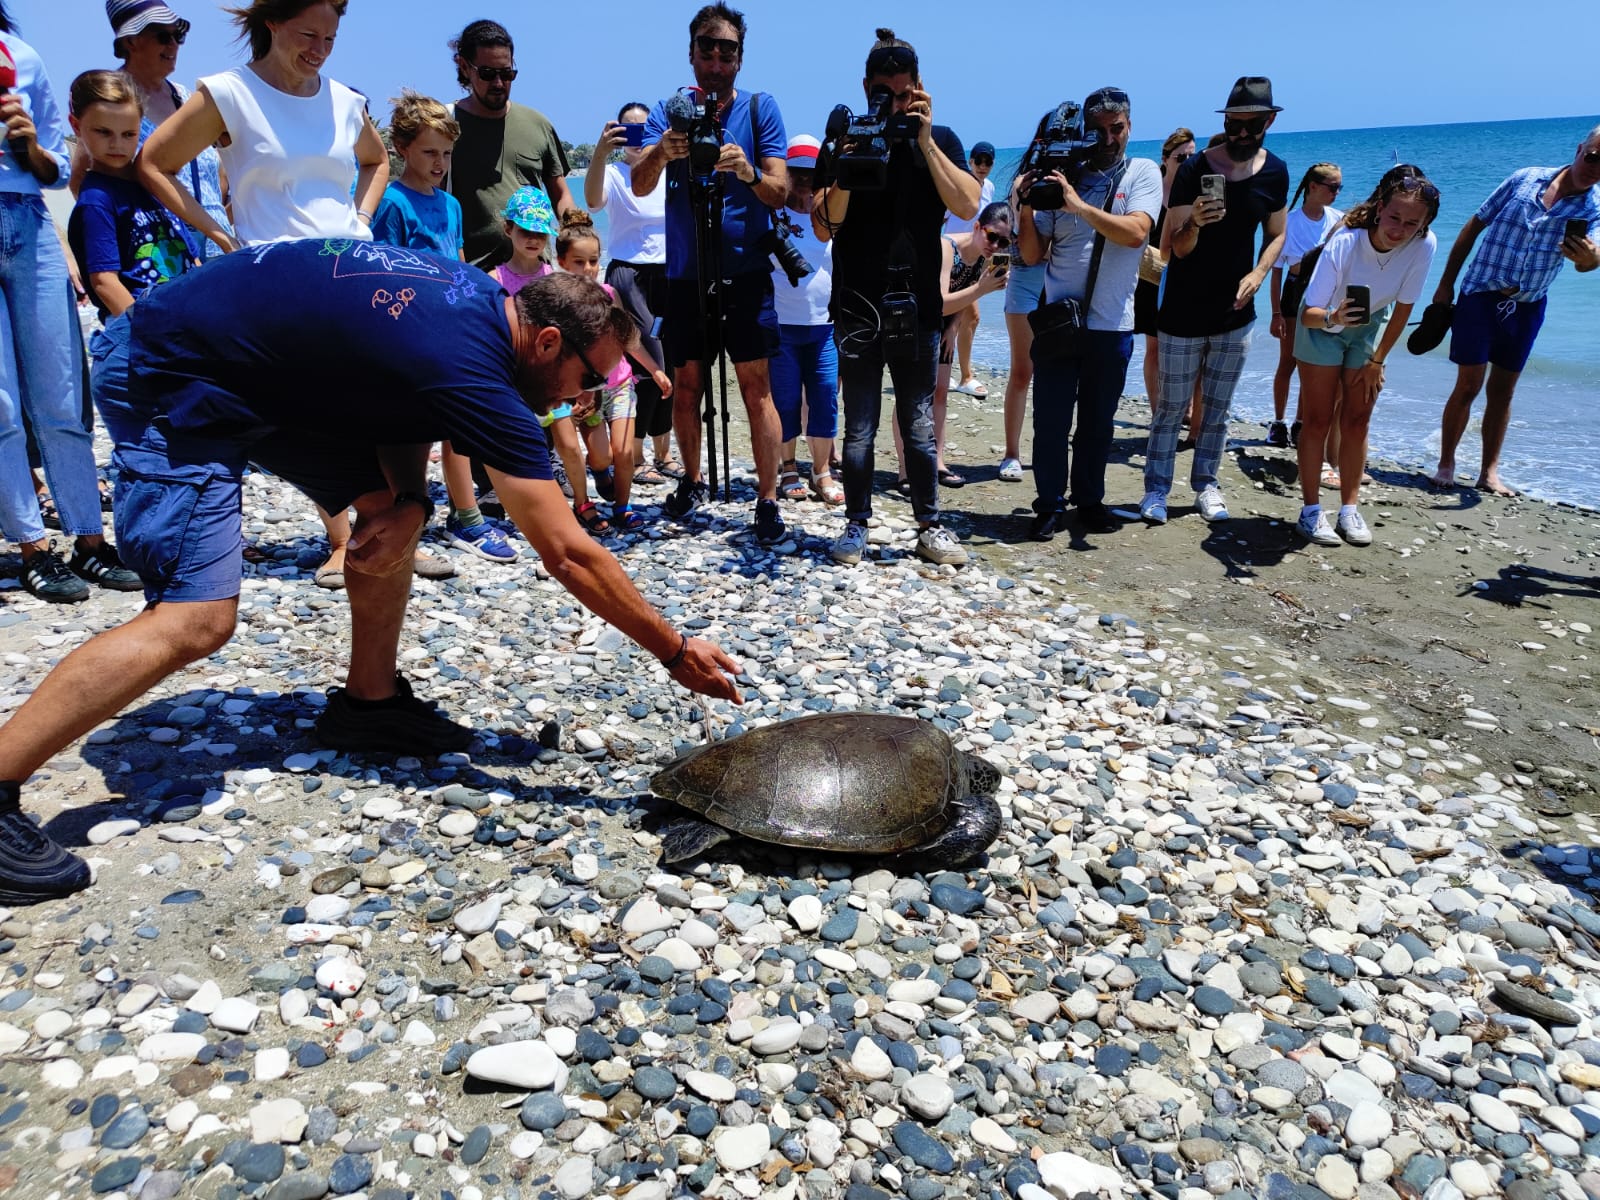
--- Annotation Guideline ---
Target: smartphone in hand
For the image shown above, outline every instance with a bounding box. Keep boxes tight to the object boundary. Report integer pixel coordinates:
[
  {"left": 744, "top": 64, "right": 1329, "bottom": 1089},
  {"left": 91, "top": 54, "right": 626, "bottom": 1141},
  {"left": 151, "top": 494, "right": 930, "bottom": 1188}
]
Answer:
[
  {"left": 1201, "top": 174, "right": 1226, "bottom": 202},
  {"left": 990, "top": 252, "right": 1010, "bottom": 275},
  {"left": 1345, "top": 284, "right": 1371, "bottom": 327},
  {"left": 1566, "top": 217, "right": 1591, "bottom": 243}
]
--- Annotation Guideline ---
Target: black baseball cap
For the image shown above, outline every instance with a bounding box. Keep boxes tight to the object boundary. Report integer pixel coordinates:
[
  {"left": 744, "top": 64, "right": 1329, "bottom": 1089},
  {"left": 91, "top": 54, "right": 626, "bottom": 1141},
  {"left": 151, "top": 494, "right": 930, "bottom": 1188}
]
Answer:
[{"left": 970, "top": 141, "right": 995, "bottom": 160}]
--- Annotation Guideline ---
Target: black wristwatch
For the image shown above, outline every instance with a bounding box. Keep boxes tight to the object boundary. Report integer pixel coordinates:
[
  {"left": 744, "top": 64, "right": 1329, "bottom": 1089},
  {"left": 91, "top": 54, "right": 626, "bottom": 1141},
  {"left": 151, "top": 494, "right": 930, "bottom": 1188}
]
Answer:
[{"left": 393, "top": 490, "right": 435, "bottom": 524}]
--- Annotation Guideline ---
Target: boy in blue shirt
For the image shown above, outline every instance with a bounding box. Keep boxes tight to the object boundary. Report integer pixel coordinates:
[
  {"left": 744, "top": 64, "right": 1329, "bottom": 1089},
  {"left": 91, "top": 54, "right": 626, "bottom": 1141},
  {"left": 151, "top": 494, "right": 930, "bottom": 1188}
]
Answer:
[{"left": 372, "top": 90, "right": 516, "bottom": 564}]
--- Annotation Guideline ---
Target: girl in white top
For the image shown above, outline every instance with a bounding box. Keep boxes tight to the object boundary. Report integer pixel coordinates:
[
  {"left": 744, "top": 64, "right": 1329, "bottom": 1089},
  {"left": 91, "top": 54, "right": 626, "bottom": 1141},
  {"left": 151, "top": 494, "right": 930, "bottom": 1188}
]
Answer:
[
  {"left": 1267, "top": 162, "right": 1342, "bottom": 445},
  {"left": 1293, "top": 165, "right": 1440, "bottom": 547},
  {"left": 584, "top": 103, "right": 677, "bottom": 480},
  {"left": 138, "top": 0, "right": 390, "bottom": 589},
  {"left": 139, "top": 0, "right": 387, "bottom": 252}
]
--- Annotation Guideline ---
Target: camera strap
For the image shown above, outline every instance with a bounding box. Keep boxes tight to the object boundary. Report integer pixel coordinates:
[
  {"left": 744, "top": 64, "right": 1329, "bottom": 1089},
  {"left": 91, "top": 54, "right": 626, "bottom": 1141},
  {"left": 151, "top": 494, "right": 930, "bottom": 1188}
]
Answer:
[{"left": 1037, "top": 161, "right": 1127, "bottom": 318}]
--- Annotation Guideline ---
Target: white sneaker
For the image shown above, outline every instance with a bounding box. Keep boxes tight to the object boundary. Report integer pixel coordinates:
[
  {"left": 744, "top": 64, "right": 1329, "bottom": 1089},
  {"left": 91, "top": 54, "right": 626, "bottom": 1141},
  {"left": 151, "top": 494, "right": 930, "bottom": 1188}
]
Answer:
[
  {"left": 915, "top": 525, "right": 968, "bottom": 566},
  {"left": 830, "top": 522, "right": 867, "bottom": 565},
  {"left": 1336, "top": 509, "right": 1372, "bottom": 546},
  {"left": 998, "top": 457, "right": 1024, "bottom": 482},
  {"left": 1297, "top": 509, "right": 1340, "bottom": 546},
  {"left": 1195, "top": 486, "right": 1230, "bottom": 522}
]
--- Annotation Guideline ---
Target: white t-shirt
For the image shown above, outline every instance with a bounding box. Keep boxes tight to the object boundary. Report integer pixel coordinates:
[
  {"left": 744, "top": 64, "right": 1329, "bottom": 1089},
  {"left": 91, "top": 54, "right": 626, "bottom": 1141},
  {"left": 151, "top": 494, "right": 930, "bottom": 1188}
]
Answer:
[
  {"left": 1303, "top": 225, "right": 1438, "bottom": 331},
  {"left": 772, "top": 230, "right": 832, "bottom": 326},
  {"left": 201, "top": 67, "right": 370, "bottom": 244},
  {"left": 1035, "top": 158, "right": 1163, "bottom": 331},
  {"left": 943, "top": 177, "right": 996, "bottom": 237},
  {"left": 592, "top": 161, "right": 665, "bottom": 265},
  {"left": 1276, "top": 206, "right": 1343, "bottom": 269}
]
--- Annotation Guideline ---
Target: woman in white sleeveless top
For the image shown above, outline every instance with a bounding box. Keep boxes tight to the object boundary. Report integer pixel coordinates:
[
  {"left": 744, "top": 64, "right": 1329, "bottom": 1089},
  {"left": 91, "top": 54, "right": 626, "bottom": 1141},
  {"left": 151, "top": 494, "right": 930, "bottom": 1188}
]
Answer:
[{"left": 138, "top": 0, "right": 389, "bottom": 585}]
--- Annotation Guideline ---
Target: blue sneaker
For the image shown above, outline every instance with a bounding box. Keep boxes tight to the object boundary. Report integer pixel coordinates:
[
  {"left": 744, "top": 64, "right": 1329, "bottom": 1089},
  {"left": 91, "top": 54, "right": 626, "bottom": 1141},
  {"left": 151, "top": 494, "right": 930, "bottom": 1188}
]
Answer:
[
  {"left": 445, "top": 517, "right": 518, "bottom": 562},
  {"left": 1139, "top": 490, "right": 1168, "bottom": 525}
]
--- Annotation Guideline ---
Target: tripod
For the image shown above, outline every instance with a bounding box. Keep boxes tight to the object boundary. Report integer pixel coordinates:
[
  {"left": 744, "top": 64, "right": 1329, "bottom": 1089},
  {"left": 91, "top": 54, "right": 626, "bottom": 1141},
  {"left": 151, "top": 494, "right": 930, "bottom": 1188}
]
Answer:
[{"left": 688, "top": 172, "right": 733, "bottom": 502}]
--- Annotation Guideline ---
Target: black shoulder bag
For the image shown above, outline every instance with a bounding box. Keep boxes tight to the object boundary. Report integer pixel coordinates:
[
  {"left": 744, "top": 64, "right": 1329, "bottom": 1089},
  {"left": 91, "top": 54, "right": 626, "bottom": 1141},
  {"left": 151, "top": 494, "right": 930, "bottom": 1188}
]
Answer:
[{"left": 1028, "top": 162, "right": 1126, "bottom": 363}]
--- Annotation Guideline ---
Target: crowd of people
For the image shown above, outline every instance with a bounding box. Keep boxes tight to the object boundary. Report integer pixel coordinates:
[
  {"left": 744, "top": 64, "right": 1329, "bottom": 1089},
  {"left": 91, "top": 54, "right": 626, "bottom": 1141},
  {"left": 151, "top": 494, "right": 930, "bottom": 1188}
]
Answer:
[{"left": 0, "top": 0, "right": 1596, "bottom": 903}]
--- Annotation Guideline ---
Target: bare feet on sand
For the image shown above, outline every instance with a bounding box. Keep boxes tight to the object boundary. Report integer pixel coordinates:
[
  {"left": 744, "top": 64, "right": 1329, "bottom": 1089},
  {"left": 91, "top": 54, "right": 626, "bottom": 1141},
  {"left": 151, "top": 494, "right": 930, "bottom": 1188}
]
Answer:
[
  {"left": 1428, "top": 462, "right": 1458, "bottom": 488},
  {"left": 1477, "top": 471, "right": 1518, "bottom": 497}
]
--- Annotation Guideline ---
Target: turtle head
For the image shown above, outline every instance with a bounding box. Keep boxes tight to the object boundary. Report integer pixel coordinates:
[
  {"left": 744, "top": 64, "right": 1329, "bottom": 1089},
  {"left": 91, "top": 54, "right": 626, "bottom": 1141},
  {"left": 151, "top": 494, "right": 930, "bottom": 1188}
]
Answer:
[
  {"left": 961, "top": 752, "right": 1001, "bottom": 798},
  {"left": 902, "top": 791, "right": 1002, "bottom": 866}
]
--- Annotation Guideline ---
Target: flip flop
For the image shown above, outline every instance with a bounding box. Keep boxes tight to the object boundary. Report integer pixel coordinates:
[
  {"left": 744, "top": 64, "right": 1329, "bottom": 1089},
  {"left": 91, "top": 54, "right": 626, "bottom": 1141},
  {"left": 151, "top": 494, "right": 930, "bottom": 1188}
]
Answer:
[
  {"left": 314, "top": 565, "right": 346, "bottom": 590},
  {"left": 937, "top": 468, "right": 966, "bottom": 488},
  {"left": 633, "top": 464, "right": 668, "bottom": 486},
  {"left": 1407, "top": 301, "right": 1454, "bottom": 355}
]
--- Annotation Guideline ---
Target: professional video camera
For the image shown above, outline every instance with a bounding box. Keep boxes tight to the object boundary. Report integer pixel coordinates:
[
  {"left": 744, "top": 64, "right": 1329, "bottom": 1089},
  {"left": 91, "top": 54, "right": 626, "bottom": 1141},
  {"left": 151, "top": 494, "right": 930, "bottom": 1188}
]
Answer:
[
  {"left": 821, "top": 84, "right": 920, "bottom": 191},
  {"left": 664, "top": 87, "right": 723, "bottom": 181},
  {"left": 1017, "top": 101, "right": 1102, "bottom": 211},
  {"left": 762, "top": 214, "right": 813, "bottom": 288}
]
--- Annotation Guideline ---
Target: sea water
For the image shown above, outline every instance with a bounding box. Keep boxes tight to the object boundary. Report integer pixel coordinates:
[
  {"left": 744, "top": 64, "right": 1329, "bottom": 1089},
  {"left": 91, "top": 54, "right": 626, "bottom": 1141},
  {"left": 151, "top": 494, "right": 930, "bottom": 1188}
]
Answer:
[{"left": 974, "top": 114, "right": 1600, "bottom": 509}]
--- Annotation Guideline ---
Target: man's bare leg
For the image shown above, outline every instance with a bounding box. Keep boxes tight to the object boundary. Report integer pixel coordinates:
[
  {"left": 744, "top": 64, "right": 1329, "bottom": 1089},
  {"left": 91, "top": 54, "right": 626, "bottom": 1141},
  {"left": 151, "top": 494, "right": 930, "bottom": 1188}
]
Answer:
[
  {"left": 0, "top": 598, "right": 238, "bottom": 785},
  {"left": 343, "top": 489, "right": 424, "bottom": 701},
  {"left": 1476, "top": 364, "right": 1521, "bottom": 496},
  {"left": 671, "top": 362, "right": 705, "bottom": 485},
  {"left": 1430, "top": 363, "right": 1487, "bottom": 486},
  {"left": 733, "top": 359, "right": 781, "bottom": 502}
]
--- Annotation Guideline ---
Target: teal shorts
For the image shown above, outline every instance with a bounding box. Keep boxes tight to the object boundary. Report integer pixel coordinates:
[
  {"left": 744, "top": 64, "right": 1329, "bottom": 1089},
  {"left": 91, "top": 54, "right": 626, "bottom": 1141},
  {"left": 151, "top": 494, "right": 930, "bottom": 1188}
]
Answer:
[{"left": 1294, "top": 303, "right": 1391, "bottom": 368}]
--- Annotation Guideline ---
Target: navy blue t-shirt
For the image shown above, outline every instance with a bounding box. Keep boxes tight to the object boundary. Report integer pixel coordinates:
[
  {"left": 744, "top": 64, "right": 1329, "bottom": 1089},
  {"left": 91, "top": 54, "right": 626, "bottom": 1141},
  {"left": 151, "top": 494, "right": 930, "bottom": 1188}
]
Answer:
[
  {"left": 68, "top": 172, "right": 190, "bottom": 319},
  {"left": 643, "top": 88, "right": 787, "bottom": 280},
  {"left": 128, "top": 238, "right": 552, "bottom": 480}
]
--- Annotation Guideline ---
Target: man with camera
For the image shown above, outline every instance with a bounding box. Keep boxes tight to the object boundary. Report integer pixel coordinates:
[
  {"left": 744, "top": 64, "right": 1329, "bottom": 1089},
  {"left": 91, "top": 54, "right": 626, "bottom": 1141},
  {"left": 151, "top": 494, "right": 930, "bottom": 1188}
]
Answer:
[
  {"left": 1015, "top": 88, "right": 1161, "bottom": 540},
  {"left": 631, "top": 3, "right": 791, "bottom": 545},
  {"left": 812, "top": 29, "right": 981, "bottom": 567},
  {"left": 1143, "top": 76, "right": 1288, "bottom": 528}
]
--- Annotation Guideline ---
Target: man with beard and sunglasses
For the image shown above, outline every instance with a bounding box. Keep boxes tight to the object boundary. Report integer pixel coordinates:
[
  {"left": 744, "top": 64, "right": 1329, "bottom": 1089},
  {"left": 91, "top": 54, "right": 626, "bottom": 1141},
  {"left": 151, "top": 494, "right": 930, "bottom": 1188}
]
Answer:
[
  {"left": 632, "top": 3, "right": 791, "bottom": 545},
  {"left": 0, "top": 253, "right": 744, "bottom": 907},
  {"left": 1142, "top": 76, "right": 1288, "bottom": 529},
  {"left": 449, "top": 19, "right": 576, "bottom": 268},
  {"left": 1427, "top": 126, "right": 1600, "bottom": 497}
]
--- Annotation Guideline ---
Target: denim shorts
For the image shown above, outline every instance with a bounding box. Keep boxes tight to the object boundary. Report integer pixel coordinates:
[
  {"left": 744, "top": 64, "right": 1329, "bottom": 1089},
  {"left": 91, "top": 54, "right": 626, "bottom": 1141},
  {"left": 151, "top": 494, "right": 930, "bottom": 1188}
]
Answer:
[
  {"left": 661, "top": 272, "right": 780, "bottom": 368},
  {"left": 1294, "top": 304, "right": 1391, "bottom": 369},
  {"left": 1449, "top": 289, "right": 1547, "bottom": 372},
  {"left": 1003, "top": 260, "right": 1046, "bottom": 315},
  {"left": 113, "top": 416, "right": 387, "bottom": 604}
]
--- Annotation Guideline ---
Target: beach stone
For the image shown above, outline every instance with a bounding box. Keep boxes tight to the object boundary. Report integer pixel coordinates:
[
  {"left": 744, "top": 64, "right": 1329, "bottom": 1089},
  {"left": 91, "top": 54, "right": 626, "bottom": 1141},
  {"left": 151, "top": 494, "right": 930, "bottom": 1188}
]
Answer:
[
  {"left": 251, "top": 1098, "right": 308, "bottom": 1144},
  {"left": 91, "top": 1158, "right": 142, "bottom": 1194},
  {"left": 901, "top": 1074, "right": 955, "bottom": 1121},
  {"left": 460, "top": 1125, "right": 491, "bottom": 1165},
  {"left": 137, "top": 1032, "right": 205, "bottom": 1062},
  {"left": 1316, "top": 1155, "right": 1359, "bottom": 1199},
  {"left": 1346, "top": 1101, "right": 1393, "bottom": 1147},
  {"left": 1038, "top": 1152, "right": 1125, "bottom": 1198},
  {"left": 519, "top": 1093, "right": 567, "bottom": 1132},
  {"left": 892, "top": 1121, "right": 955, "bottom": 1173},
  {"left": 687, "top": 1069, "right": 736, "bottom": 1101},
  {"left": 633, "top": 1066, "right": 677, "bottom": 1100},
  {"left": 101, "top": 1105, "right": 149, "bottom": 1149},
  {"left": 236, "top": 1143, "right": 287, "bottom": 1184},
  {"left": 328, "top": 1154, "right": 372, "bottom": 1194},
  {"left": 713, "top": 1123, "right": 770, "bottom": 1172},
  {"left": 851, "top": 1037, "right": 893, "bottom": 1080},
  {"left": 211, "top": 996, "right": 261, "bottom": 1033},
  {"left": 1493, "top": 979, "right": 1580, "bottom": 1025},
  {"left": 1469, "top": 1093, "right": 1520, "bottom": 1133},
  {"left": 751, "top": 1018, "right": 803, "bottom": 1055},
  {"left": 264, "top": 1173, "right": 330, "bottom": 1200},
  {"left": 465, "top": 1040, "right": 564, "bottom": 1090}
]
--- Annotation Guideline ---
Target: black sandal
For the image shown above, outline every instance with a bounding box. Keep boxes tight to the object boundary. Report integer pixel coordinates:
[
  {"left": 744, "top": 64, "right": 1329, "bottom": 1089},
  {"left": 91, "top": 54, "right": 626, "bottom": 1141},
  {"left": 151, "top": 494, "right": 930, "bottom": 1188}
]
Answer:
[{"left": 575, "top": 501, "right": 613, "bottom": 535}]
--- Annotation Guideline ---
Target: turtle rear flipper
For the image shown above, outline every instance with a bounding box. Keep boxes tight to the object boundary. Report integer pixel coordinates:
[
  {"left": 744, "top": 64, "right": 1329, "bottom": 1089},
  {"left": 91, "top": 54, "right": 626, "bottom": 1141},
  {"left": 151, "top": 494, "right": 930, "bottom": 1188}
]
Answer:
[
  {"left": 904, "top": 793, "right": 1001, "bottom": 865},
  {"left": 660, "top": 818, "right": 732, "bottom": 863}
]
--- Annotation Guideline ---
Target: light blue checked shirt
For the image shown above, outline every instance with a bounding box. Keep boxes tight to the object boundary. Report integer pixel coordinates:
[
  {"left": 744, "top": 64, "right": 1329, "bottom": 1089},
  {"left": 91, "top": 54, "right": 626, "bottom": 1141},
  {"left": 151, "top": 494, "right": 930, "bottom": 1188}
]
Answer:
[{"left": 1460, "top": 166, "right": 1600, "bottom": 302}]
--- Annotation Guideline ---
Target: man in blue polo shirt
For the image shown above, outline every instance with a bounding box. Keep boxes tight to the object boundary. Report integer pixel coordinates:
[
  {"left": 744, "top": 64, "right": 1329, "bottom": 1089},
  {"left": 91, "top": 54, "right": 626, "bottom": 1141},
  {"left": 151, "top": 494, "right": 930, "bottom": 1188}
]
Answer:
[
  {"left": 1429, "top": 126, "right": 1600, "bottom": 496},
  {"left": 0, "top": 243, "right": 743, "bottom": 906},
  {"left": 632, "top": 2, "right": 790, "bottom": 543}
]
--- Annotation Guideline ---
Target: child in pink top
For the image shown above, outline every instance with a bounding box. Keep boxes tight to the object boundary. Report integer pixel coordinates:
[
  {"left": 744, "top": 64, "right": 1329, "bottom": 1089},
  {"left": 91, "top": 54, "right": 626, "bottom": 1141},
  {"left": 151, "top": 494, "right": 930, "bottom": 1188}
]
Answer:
[{"left": 556, "top": 210, "right": 671, "bottom": 533}]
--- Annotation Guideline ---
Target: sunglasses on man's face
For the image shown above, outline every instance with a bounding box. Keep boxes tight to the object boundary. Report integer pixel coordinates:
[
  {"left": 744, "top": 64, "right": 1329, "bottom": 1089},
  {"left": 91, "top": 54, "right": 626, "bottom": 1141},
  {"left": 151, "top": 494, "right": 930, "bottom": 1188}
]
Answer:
[
  {"left": 971, "top": 157, "right": 994, "bottom": 168},
  {"left": 148, "top": 27, "right": 186, "bottom": 46},
  {"left": 694, "top": 34, "right": 740, "bottom": 60},
  {"left": 565, "top": 339, "right": 607, "bottom": 393},
  {"left": 473, "top": 65, "right": 518, "bottom": 83},
  {"left": 1584, "top": 149, "right": 1600, "bottom": 165},
  {"left": 1223, "top": 115, "right": 1269, "bottom": 137}
]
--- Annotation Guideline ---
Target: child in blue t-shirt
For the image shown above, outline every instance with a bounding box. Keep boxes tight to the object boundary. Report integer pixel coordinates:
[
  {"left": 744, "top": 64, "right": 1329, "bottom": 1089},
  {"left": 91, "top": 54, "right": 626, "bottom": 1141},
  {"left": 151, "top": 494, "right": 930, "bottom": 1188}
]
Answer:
[
  {"left": 371, "top": 91, "right": 516, "bottom": 564},
  {"left": 67, "top": 70, "right": 191, "bottom": 451}
]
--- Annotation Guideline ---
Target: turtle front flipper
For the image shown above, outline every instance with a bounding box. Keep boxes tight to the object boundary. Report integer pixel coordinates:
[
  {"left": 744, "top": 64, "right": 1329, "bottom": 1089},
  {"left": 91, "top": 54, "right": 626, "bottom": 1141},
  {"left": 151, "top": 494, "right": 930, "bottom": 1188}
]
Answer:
[
  {"left": 659, "top": 818, "right": 733, "bottom": 864},
  {"left": 903, "top": 793, "right": 1001, "bottom": 865}
]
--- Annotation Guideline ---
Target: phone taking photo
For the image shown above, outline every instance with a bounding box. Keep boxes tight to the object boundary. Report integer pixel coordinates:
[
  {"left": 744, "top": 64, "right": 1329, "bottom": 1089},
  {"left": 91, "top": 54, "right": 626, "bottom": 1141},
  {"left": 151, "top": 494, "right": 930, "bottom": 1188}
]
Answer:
[
  {"left": 1201, "top": 174, "right": 1226, "bottom": 202},
  {"left": 991, "top": 252, "right": 1010, "bottom": 275},
  {"left": 1566, "top": 218, "right": 1591, "bottom": 243},
  {"left": 1345, "top": 284, "right": 1371, "bottom": 327}
]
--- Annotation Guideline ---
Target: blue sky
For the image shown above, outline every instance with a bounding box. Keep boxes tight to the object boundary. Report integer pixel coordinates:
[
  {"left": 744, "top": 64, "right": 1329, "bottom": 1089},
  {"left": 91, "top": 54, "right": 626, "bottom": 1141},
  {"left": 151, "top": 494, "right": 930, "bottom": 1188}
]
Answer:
[{"left": 15, "top": 0, "right": 1598, "bottom": 149}]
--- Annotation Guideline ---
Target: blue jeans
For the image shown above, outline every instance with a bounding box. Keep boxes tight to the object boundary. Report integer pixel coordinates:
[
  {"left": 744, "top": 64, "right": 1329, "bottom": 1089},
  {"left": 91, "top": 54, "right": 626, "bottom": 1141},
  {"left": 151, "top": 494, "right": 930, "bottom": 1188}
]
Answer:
[
  {"left": 0, "top": 193, "right": 101, "bottom": 542},
  {"left": 837, "top": 327, "right": 940, "bottom": 524},
  {"left": 1031, "top": 331, "right": 1133, "bottom": 513},
  {"left": 771, "top": 323, "right": 838, "bottom": 442}
]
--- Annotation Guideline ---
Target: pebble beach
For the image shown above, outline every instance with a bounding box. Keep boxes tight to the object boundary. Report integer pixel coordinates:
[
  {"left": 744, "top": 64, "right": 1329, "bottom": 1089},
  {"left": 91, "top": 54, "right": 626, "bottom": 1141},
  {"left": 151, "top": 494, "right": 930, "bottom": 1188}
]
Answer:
[{"left": 0, "top": 399, "right": 1598, "bottom": 1200}]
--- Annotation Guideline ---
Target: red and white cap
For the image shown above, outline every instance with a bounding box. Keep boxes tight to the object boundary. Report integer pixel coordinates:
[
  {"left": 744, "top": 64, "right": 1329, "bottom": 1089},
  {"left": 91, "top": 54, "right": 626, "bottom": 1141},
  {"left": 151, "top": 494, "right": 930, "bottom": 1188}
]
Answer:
[{"left": 787, "top": 135, "right": 821, "bottom": 169}]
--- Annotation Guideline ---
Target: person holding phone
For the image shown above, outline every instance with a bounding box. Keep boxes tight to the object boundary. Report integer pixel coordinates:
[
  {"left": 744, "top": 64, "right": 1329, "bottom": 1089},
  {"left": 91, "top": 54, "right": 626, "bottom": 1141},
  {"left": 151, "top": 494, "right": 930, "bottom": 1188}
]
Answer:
[
  {"left": 1141, "top": 77, "right": 1288, "bottom": 528},
  {"left": 1428, "top": 126, "right": 1600, "bottom": 496},
  {"left": 584, "top": 101, "right": 678, "bottom": 485},
  {"left": 1015, "top": 86, "right": 1161, "bottom": 539},
  {"left": 1293, "top": 166, "right": 1440, "bottom": 546}
]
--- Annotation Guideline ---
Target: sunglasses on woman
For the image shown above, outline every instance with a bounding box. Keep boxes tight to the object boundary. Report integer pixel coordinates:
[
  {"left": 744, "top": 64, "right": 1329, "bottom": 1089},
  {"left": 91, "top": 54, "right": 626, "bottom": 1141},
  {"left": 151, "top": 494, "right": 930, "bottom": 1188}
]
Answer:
[
  {"left": 694, "top": 35, "right": 740, "bottom": 60},
  {"left": 473, "top": 65, "right": 518, "bottom": 83},
  {"left": 148, "top": 27, "right": 186, "bottom": 46},
  {"left": 1317, "top": 178, "right": 1343, "bottom": 194},
  {"left": 981, "top": 229, "right": 1009, "bottom": 246}
]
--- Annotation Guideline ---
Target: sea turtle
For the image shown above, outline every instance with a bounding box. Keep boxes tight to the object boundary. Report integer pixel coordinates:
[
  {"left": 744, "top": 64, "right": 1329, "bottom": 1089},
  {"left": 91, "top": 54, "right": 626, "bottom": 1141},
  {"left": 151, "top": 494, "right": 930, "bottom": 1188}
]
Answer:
[{"left": 650, "top": 712, "right": 1002, "bottom": 864}]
